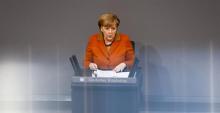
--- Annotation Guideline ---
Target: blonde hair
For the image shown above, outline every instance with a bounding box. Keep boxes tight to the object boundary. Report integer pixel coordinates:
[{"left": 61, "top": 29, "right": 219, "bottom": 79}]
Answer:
[{"left": 98, "top": 12, "right": 120, "bottom": 29}]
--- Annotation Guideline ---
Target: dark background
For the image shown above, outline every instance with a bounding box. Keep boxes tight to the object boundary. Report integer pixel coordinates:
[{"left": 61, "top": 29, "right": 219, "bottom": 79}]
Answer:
[{"left": 0, "top": 0, "right": 220, "bottom": 105}]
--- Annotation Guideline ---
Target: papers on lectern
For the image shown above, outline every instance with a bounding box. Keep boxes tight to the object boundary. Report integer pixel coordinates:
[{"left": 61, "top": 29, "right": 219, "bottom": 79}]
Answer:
[{"left": 92, "top": 69, "right": 130, "bottom": 78}]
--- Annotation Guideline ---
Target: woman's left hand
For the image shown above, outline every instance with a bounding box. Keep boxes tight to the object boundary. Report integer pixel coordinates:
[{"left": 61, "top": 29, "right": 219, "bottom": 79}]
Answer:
[{"left": 113, "top": 63, "right": 126, "bottom": 72}]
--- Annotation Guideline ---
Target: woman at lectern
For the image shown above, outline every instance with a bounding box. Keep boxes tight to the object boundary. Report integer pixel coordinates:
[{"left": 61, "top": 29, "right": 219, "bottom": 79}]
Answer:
[{"left": 83, "top": 12, "right": 135, "bottom": 72}]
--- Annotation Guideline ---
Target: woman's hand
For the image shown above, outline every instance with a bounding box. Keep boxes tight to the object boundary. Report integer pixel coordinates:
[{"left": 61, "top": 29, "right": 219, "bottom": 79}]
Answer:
[
  {"left": 89, "top": 63, "right": 98, "bottom": 71},
  {"left": 113, "top": 63, "right": 126, "bottom": 72}
]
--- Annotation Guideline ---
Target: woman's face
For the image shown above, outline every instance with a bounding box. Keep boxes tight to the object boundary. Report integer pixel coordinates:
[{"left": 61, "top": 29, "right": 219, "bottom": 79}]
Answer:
[{"left": 100, "top": 24, "right": 117, "bottom": 42}]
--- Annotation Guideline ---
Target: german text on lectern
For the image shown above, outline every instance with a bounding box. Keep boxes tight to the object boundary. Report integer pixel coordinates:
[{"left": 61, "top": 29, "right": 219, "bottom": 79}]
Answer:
[{"left": 71, "top": 77, "right": 138, "bottom": 113}]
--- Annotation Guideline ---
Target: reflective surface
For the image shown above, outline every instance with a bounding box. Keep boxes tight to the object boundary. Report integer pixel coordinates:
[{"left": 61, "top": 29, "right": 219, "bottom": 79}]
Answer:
[
  {"left": 1, "top": 101, "right": 220, "bottom": 113},
  {"left": 0, "top": 0, "right": 220, "bottom": 113}
]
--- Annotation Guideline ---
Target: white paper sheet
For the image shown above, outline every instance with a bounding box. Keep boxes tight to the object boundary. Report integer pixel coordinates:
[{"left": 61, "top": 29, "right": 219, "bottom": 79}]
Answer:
[{"left": 94, "top": 69, "right": 130, "bottom": 78}]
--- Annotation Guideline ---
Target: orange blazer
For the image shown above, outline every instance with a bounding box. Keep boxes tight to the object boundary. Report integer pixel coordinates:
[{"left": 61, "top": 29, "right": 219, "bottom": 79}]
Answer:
[{"left": 84, "top": 33, "right": 135, "bottom": 70}]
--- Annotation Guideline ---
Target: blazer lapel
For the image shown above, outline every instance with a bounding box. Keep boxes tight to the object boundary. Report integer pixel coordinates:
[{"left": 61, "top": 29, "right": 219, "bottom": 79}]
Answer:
[
  {"left": 109, "top": 41, "right": 119, "bottom": 55},
  {"left": 97, "top": 33, "right": 110, "bottom": 58},
  {"left": 109, "top": 33, "right": 121, "bottom": 55},
  {"left": 99, "top": 40, "right": 110, "bottom": 58}
]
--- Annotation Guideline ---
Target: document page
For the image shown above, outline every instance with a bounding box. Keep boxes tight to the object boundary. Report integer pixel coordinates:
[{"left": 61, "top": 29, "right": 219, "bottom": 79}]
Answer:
[{"left": 95, "top": 69, "right": 130, "bottom": 78}]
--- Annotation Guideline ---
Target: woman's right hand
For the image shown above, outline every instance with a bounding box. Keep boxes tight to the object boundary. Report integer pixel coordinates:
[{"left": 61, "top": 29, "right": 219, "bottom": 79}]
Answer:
[{"left": 89, "top": 63, "right": 98, "bottom": 70}]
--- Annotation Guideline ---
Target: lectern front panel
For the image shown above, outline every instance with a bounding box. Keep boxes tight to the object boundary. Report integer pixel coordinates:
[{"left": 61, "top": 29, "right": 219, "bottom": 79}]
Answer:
[{"left": 71, "top": 77, "right": 138, "bottom": 113}]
